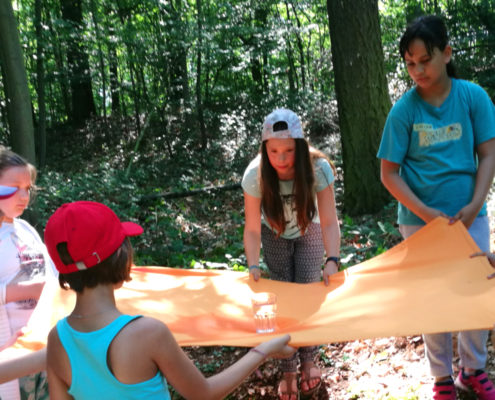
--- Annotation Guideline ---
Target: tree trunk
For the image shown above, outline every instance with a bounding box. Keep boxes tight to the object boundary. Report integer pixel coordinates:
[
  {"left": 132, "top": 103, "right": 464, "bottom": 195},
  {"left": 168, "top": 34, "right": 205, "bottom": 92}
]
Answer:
[
  {"left": 283, "top": 2, "right": 298, "bottom": 104},
  {"left": 34, "top": 0, "right": 46, "bottom": 167},
  {"left": 250, "top": 5, "right": 269, "bottom": 96},
  {"left": 196, "top": 0, "right": 207, "bottom": 150},
  {"left": 60, "top": 0, "right": 96, "bottom": 127},
  {"left": 90, "top": 0, "right": 107, "bottom": 119},
  {"left": 290, "top": 2, "right": 306, "bottom": 90},
  {"left": 109, "top": 42, "right": 121, "bottom": 116},
  {"left": 0, "top": 0, "right": 36, "bottom": 164},
  {"left": 168, "top": 0, "right": 190, "bottom": 113},
  {"left": 48, "top": 20, "right": 71, "bottom": 120},
  {"left": 327, "top": 0, "right": 391, "bottom": 215}
]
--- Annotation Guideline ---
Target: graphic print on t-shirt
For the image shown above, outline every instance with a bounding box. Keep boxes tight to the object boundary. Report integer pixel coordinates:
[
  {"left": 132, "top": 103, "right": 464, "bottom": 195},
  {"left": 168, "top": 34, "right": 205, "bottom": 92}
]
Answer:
[
  {"left": 282, "top": 194, "right": 298, "bottom": 233},
  {"left": 9, "top": 231, "right": 45, "bottom": 310},
  {"left": 415, "top": 122, "right": 462, "bottom": 147}
]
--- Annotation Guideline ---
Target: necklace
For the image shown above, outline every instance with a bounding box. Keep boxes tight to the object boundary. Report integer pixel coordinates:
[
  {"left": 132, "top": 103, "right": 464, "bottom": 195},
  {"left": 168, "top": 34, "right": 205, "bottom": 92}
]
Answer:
[{"left": 69, "top": 308, "right": 116, "bottom": 319}]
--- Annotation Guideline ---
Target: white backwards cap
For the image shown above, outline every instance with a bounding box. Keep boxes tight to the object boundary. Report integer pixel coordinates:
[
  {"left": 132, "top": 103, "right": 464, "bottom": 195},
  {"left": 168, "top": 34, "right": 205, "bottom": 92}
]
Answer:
[{"left": 261, "top": 109, "right": 304, "bottom": 141}]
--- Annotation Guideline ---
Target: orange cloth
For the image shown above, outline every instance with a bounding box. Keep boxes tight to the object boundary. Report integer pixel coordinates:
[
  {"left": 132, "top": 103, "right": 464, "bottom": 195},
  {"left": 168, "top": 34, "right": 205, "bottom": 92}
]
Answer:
[{"left": 16, "top": 217, "right": 495, "bottom": 350}]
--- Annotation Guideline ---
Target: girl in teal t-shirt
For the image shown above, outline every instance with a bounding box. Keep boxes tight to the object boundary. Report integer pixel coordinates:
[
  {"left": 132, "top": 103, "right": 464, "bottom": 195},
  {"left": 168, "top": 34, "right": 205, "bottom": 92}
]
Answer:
[{"left": 378, "top": 15, "right": 495, "bottom": 400}]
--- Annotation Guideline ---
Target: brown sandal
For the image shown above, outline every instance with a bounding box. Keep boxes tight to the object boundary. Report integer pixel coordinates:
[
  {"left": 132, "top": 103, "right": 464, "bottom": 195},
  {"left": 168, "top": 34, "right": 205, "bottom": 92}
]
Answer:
[
  {"left": 300, "top": 362, "right": 321, "bottom": 398},
  {"left": 278, "top": 371, "right": 299, "bottom": 400}
]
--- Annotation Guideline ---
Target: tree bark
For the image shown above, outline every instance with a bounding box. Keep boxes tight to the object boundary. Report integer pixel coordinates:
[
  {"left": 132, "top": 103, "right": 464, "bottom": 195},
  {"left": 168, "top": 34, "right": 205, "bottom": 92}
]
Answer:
[
  {"left": 327, "top": 0, "right": 391, "bottom": 215},
  {"left": 0, "top": 0, "right": 36, "bottom": 163}
]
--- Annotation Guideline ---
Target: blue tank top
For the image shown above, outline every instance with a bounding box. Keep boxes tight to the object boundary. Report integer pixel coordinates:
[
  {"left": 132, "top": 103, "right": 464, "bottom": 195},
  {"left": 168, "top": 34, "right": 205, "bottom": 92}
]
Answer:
[{"left": 56, "top": 314, "right": 171, "bottom": 400}]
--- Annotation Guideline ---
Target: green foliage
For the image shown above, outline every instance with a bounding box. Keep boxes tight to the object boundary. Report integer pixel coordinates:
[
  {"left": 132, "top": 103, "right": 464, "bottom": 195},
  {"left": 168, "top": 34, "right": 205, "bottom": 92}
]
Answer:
[
  {"left": 380, "top": 0, "right": 495, "bottom": 99},
  {"left": 340, "top": 203, "right": 401, "bottom": 268},
  {"left": 319, "top": 347, "right": 334, "bottom": 367},
  {"left": 34, "top": 118, "right": 250, "bottom": 268}
]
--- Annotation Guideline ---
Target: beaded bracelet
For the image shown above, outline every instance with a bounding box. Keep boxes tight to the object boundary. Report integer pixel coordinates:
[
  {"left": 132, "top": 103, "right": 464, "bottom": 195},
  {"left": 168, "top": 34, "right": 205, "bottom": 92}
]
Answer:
[
  {"left": 250, "top": 347, "right": 267, "bottom": 358},
  {"left": 249, "top": 265, "right": 259, "bottom": 271}
]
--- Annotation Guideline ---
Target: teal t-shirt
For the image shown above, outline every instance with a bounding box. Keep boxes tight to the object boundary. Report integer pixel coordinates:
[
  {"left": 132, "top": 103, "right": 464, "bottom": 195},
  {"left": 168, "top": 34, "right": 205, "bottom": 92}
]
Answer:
[
  {"left": 377, "top": 79, "right": 495, "bottom": 225},
  {"left": 242, "top": 155, "right": 335, "bottom": 239}
]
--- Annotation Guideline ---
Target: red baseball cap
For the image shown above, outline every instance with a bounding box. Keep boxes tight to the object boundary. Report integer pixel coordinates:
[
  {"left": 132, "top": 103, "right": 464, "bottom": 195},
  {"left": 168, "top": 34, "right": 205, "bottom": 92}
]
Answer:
[{"left": 44, "top": 201, "right": 143, "bottom": 274}]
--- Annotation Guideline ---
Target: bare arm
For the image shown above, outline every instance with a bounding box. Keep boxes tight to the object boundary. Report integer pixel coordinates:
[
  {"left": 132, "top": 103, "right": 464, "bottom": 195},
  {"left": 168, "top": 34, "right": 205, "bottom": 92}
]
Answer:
[
  {"left": 453, "top": 138, "right": 495, "bottom": 228},
  {"left": 203, "top": 335, "right": 294, "bottom": 399},
  {"left": 316, "top": 185, "right": 341, "bottom": 285},
  {"left": 243, "top": 191, "right": 262, "bottom": 281},
  {"left": 46, "top": 328, "right": 72, "bottom": 400},
  {"left": 5, "top": 281, "right": 45, "bottom": 304},
  {"left": 0, "top": 348, "right": 46, "bottom": 384},
  {"left": 154, "top": 322, "right": 295, "bottom": 400},
  {"left": 380, "top": 159, "right": 448, "bottom": 223}
]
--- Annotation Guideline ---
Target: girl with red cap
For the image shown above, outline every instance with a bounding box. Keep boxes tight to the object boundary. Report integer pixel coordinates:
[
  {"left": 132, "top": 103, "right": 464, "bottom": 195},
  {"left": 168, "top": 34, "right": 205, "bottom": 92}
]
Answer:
[{"left": 44, "top": 201, "right": 296, "bottom": 400}]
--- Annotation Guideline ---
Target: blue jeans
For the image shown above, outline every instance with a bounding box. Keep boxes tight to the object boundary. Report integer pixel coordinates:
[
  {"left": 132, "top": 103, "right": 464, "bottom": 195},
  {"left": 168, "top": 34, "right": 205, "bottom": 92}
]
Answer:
[{"left": 399, "top": 216, "right": 490, "bottom": 377}]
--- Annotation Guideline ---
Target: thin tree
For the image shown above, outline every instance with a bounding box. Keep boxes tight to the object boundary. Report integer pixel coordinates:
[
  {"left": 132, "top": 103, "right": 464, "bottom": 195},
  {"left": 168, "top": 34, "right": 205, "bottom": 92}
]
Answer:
[
  {"left": 196, "top": 0, "right": 207, "bottom": 150},
  {"left": 34, "top": 0, "right": 47, "bottom": 167}
]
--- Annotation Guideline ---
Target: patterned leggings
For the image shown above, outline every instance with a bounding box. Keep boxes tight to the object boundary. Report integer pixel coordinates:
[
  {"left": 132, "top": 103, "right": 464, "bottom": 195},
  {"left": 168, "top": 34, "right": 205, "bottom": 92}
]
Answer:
[{"left": 261, "top": 222, "right": 325, "bottom": 372}]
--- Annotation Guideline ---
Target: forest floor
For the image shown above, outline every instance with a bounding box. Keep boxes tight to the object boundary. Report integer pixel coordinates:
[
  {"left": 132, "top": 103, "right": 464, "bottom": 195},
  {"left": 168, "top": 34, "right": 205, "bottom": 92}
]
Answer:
[
  {"left": 176, "top": 193, "right": 495, "bottom": 400},
  {"left": 182, "top": 333, "right": 495, "bottom": 400}
]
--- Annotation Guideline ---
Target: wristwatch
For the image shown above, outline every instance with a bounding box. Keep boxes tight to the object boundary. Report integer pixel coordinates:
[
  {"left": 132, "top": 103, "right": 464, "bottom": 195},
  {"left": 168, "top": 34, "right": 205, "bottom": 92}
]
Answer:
[{"left": 325, "top": 256, "right": 340, "bottom": 267}]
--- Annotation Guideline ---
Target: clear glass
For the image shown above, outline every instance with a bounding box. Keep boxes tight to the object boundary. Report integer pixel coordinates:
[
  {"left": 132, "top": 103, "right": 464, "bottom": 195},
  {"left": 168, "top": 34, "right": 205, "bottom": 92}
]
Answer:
[{"left": 251, "top": 292, "right": 277, "bottom": 333}]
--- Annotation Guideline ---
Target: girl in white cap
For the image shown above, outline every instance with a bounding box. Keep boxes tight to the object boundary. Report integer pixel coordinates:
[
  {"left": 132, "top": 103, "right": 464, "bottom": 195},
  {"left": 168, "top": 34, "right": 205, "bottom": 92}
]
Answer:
[{"left": 242, "top": 109, "right": 341, "bottom": 399}]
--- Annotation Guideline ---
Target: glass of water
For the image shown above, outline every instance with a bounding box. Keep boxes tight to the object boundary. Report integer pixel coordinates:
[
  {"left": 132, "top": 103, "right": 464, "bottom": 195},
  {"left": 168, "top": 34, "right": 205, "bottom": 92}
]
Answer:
[{"left": 251, "top": 292, "right": 277, "bottom": 333}]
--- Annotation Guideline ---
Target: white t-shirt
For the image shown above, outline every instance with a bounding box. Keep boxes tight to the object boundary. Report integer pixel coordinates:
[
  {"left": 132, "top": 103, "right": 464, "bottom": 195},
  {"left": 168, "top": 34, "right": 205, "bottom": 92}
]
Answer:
[
  {"left": 0, "top": 218, "right": 57, "bottom": 336},
  {"left": 242, "top": 155, "right": 335, "bottom": 239}
]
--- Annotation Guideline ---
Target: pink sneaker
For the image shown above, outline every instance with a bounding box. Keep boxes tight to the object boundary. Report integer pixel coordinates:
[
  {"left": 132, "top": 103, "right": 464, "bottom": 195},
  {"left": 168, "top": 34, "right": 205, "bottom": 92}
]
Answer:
[
  {"left": 455, "top": 369, "right": 495, "bottom": 400},
  {"left": 433, "top": 379, "right": 456, "bottom": 400}
]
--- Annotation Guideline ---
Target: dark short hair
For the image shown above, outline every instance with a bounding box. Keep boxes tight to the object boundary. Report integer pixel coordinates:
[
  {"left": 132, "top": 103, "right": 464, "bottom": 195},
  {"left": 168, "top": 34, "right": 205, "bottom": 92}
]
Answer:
[
  {"left": 57, "top": 238, "right": 133, "bottom": 293},
  {"left": 399, "top": 15, "right": 456, "bottom": 78}
]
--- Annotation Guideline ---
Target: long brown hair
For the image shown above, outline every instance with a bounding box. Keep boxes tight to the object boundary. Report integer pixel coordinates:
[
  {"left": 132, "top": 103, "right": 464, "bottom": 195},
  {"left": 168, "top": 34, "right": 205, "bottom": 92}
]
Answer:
[{"left": 260, "top": 139, "right": 335, "bottom": 236}]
